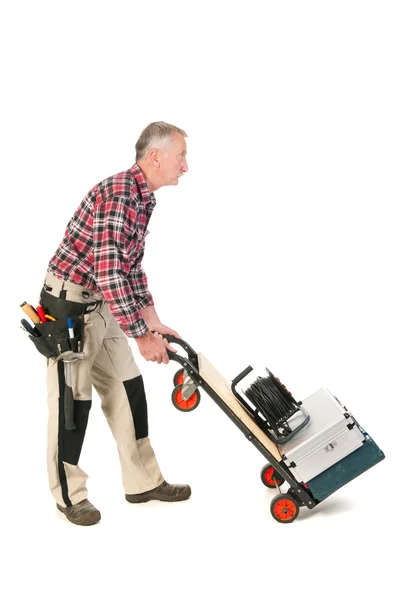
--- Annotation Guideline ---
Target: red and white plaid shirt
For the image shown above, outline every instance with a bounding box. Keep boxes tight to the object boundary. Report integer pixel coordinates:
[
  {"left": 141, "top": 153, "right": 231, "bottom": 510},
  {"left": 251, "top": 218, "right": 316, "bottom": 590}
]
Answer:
[{"left": 48, "top": 164, "right": 156, "bottom": 338}]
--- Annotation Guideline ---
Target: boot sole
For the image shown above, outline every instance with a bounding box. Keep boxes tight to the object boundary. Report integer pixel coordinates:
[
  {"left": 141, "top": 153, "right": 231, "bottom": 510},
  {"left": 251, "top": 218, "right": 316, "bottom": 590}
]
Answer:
[
  {"left": 126, "top": 488, "right": 191, "bottom": 504},
  {"left": 57, "top": 504, "right": 101, "bottom": 526}
]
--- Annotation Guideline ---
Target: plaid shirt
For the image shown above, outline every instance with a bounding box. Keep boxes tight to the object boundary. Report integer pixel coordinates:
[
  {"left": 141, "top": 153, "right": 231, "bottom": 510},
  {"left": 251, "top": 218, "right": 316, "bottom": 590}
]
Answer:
[{"left": 48, "top": 164, "right": 156, "bottom": 338}]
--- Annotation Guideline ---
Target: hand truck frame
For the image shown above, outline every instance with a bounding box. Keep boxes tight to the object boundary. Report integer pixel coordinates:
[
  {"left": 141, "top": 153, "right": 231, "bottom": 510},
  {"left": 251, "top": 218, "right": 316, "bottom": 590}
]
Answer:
[{"left": 162, "top": 333, "right": 320, "bottom": 523}]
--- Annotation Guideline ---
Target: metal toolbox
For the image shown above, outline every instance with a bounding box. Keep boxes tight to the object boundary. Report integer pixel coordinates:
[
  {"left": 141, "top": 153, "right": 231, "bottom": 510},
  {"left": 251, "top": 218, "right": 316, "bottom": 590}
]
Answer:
[
  {"left": 306, "top": 431, "right": 385, "bottom": 501},
  {"left": 280, "top": 388, "right": 365, "bottom": 483}
]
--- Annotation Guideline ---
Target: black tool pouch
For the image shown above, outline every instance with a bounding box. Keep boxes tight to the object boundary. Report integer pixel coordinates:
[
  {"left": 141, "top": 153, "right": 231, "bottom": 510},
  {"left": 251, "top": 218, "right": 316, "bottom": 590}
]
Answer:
[
  {"left": 28, "top": 289, "right": 88, "bottom": 358},
  {"left": 29, "top": 315, "right": 84, "bottom": 358}
]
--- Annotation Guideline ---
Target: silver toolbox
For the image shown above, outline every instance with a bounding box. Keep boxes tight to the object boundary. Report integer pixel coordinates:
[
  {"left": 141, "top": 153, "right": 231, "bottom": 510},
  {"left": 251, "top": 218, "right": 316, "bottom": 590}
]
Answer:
[{"left": 280, "top": 388, "right": 365, "bottom": 483}]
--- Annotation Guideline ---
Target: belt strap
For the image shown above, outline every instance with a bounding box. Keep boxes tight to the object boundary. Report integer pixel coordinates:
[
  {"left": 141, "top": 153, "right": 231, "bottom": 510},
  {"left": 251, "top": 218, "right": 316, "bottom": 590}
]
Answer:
[{"left": 42, "top": 285, "right": 102, "bottom": 314}]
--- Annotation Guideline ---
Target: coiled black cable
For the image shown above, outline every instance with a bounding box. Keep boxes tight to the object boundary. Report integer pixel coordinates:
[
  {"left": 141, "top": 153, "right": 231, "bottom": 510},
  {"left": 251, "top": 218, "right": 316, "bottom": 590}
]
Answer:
[{"left": 243, "top": 369, "right": 299, "bottom": 439}]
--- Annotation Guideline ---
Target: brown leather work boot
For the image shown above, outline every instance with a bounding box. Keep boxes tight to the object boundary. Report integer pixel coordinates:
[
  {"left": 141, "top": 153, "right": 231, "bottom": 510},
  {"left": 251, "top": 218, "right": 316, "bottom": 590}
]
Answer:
[
  {"left": 57, "top": 499, "right": 101, "bottom": 526},
  {"left": 125, "top": 481, "right": 191, "bottom": 504}
]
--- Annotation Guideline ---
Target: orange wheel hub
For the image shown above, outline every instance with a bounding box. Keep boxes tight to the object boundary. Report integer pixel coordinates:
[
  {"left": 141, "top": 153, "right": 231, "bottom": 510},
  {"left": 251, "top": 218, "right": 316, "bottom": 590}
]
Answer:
[
  {"left": 172, "top": 384, "right": 200, "bottom": 412},
  {"left": 272, "top": 496, "right": 299, "bottom": 523},
  {"left": 273, "top": 498, "right": 296, "bottom": 520},
  {"left": 175, "top": 372, "right": 184, "bottom": 385},
  {"left": 264, "top": 467, "right": 284, "bottom": 487}
]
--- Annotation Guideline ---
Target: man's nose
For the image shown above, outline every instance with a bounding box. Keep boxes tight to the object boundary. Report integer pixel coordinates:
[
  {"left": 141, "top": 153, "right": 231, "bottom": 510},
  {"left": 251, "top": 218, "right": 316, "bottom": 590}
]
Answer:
[{"left": 182, "top": 159, "right": 188, "bottom": 172}]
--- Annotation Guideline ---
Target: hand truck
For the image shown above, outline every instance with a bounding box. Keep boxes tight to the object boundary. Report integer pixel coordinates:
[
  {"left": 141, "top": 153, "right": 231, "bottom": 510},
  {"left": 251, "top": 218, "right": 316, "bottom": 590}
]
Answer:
[
  {"left": 163, "top": 334, "right": 319, "bottom": 523},
  {"left": 162, "top": 333, "right": 385, "bottom": 524}
]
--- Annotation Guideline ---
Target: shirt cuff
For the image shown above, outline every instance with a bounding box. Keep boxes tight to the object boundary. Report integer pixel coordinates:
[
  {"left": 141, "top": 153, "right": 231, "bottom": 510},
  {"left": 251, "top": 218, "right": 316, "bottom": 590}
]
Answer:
[{"left": 124, "top": 316, "right": 150, "bottom": 338}]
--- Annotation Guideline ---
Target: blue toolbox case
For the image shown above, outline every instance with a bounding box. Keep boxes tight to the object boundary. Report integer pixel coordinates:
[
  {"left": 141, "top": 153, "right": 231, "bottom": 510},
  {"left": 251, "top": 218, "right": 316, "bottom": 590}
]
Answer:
[{"left": 306, "top": 432, "right": 384, "bottom": 502}]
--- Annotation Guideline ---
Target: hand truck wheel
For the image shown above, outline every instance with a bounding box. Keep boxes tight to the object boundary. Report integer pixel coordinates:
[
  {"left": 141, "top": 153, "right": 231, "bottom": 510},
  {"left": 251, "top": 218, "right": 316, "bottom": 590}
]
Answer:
[
  {"left": 270, "top": 493, "right": 300, "bottom": 524},
  {"left": 173, "top": 368, "right": 185, "bottom": 386},
  {"left": 171, "top": 384, "right": 201, "bottom": 412},
  {"left": 260, "top": 464, "right": 285, "bottom": 488}
]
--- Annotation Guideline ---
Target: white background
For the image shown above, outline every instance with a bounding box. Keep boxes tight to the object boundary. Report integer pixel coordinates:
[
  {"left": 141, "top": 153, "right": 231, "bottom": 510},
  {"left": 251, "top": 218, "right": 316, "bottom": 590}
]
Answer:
[{"left": 1, "top": 1, "right": 399, "bottom": 598}]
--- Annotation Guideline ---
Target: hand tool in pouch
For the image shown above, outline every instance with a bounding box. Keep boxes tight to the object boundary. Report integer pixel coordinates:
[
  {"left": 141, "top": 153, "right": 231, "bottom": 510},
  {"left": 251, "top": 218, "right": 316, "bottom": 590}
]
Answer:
[
  {"left": 36, "top": 305, "right": 47, "bottom": 322},
  {"left": 20, "top": 318, "right": 41, "bottom": 337},
  {"left": 54, "top": 345, "right": 85, "bottom": 431},
  {"left": 65, "top": 319, "right": 80, "bottom": 430},
  {"left": 20, "top": 302, "right": 41, "bottom": 324}
]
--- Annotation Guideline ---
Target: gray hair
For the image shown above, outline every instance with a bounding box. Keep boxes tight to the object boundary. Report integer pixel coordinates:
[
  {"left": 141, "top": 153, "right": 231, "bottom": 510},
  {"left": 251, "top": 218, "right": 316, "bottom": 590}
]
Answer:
[{"left": 135, "top": 121, "right": 188, "bottom": 161}]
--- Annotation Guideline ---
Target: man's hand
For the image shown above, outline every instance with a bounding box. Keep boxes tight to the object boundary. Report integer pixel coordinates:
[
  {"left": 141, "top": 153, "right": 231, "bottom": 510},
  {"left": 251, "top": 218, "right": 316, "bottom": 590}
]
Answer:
[
  {"left": 135, "top": 331, "right": 177, "bottom": 364},
  {"left": 151, "top": 323, "right": 181, "bottom": 338},
  {"left": 141, "top": 306, "right": 181, "bottom": 339}
]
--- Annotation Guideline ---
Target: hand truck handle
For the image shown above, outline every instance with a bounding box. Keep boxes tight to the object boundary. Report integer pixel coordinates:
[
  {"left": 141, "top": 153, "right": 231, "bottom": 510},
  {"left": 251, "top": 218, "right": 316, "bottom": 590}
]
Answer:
[{"left": 150, "top": 332, "right": 198, "bottom": 363}]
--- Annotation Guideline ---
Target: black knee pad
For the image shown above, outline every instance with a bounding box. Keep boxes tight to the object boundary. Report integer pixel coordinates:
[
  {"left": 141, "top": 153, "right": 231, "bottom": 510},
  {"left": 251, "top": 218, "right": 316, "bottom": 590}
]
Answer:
[{"left": 123, "top": 375, "right": 149, "bottom": 440}]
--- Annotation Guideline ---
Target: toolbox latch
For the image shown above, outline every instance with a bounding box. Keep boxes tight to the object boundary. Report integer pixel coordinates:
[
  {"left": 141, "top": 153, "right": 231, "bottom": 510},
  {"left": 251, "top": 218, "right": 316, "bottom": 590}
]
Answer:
[{"left": 324, "top": 441, "right": 337, "bottom": 452}]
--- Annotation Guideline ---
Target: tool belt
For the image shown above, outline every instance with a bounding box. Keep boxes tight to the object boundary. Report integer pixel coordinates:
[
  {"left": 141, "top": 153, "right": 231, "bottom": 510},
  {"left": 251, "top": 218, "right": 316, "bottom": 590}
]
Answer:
[{"left": 28, "top": 289, "right": 101, "bottom": 359}]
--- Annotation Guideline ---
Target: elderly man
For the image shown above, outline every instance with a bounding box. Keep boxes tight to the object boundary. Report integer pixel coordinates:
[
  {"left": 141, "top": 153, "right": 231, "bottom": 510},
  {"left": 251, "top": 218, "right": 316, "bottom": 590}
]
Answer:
[{"left": 41, "top": 122, "right": 190, "bottom": 525}]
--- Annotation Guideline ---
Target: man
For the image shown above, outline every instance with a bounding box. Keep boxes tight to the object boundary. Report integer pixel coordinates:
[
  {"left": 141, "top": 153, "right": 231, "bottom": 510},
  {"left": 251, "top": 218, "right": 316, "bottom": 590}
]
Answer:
[{"left": 41, "top": 122, "right": 190, "bottom": 526}]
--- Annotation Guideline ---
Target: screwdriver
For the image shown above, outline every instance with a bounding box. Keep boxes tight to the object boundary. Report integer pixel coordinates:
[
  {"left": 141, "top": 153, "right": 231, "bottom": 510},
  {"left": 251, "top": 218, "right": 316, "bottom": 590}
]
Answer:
[
  {"left": 20, "top": 302, "right": 41, "bottom": 324},
  {"left": 20, "top": 319, "right": 41, "bottom": 337},
  {"left": 36, "top": 305, "right": 47, "bottom": 323}
]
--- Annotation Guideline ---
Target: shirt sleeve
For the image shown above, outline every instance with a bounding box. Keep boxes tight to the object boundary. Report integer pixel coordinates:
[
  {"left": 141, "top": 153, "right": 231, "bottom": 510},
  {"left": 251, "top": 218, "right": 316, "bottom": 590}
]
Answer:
[
  {"left": 92, "top": 196, "right": 149, "bottom": 338},
  {"left": 127, "top": 243, "right": 155, "bottom": 311}
]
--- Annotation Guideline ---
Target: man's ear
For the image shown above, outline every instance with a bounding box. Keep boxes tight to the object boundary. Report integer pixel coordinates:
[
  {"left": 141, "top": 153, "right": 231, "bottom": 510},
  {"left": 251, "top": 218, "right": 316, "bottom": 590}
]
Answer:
[{"left": 149, "top": 148, "right": 160, "bottom": 168}]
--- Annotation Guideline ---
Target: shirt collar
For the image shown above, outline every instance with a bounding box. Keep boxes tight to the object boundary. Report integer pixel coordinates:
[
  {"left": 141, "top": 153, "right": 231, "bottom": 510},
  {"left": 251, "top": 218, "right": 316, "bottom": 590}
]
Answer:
[{"left": 129, "top": 164, "right": 156, "bottom": 207}]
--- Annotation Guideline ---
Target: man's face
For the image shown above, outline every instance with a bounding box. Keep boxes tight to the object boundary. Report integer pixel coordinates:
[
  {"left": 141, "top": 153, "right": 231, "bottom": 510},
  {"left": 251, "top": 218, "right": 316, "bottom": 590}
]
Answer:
[{"left": 158, "top": 132, "right": 188, "bottom": 186}]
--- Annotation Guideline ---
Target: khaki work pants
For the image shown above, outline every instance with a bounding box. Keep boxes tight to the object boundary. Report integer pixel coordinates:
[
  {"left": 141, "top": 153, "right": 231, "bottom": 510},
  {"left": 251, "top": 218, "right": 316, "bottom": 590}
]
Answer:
[{"left": 44, "top": 273, "right": 164, "bottom": 507}]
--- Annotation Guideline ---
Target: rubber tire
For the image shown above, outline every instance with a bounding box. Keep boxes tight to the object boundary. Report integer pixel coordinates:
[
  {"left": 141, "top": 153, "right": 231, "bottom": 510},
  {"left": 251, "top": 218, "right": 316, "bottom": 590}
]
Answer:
[
  {"left": 171, "top": 384, "right": 201, "bottom": 412},
  {"left": 173, "top": 369, "right": 185, "bottom": 387},
  {"left": 270, "top": 493, "right": 300, "bottom": 524},
  {"left": 260, "top": 464, "right": 285, "bottom": 488}
]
